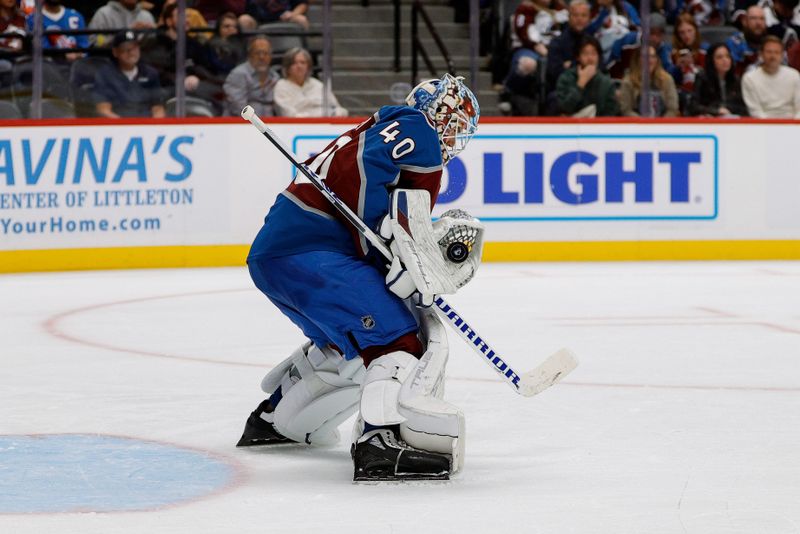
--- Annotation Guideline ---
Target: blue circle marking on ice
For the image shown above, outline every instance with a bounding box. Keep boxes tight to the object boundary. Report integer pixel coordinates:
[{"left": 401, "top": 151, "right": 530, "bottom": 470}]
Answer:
[{"left": 0, "top": 434, "right": 235, "bottom": 513}]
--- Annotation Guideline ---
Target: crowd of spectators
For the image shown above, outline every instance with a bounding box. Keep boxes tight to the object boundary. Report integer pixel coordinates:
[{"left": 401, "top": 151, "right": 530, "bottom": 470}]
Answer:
[
  {"left": 0, "top": 0, "right": 344, "bottom": 118},
  {"left": 500, "top": 0, "right": 800, "bottom": 118},
  {"left": 2, "top": 0, "right": 800, "bottom": 119}
]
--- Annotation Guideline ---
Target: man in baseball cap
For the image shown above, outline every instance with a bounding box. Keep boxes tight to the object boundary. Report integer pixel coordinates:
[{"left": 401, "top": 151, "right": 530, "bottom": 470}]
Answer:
[{"left": 94, "top": 30, "right": 165, "bottom": 118}]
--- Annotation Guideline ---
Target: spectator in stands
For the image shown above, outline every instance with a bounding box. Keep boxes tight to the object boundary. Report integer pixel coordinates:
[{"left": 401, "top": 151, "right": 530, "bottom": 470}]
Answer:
[
  {"left": 0, "top": 0, "right": 26, "bottom": 54},
  {"left": 68, "top": 1, "right": 106, "bottom": 17},
  {"left": 157, "top": 0, "right": 211, "bottom": 42},
  {"left": 546, "top": 0, "right": 592, "bottom": 92},
  {"left": 766, "top": 0, "right": 800, "bottom": 44},
  {"left": 555, "top": 35, "right": 619, "bottom": 116},
  {"left": 207, "top": 12, "right": 246, "bottom": 77},
  {"left": 141, "top": 3, "right": 216, "bottom": 101},
  {"left": 502, "top": 0, "right": 568, "bottom": 115},
  {"left": 606, "top": 12, "right": 674, "bottom": 79},
  {"left": 774, "top": 0, "right": 800, "bottom": 31},
  {"left": 223, "top": 35, "right": 279, "bottom": 116},
  {"left": 89, "top": 0, "right": 156, "bottom": 46},
  {"left": 732, "top": 0, "right": 800, "bottom": 29},
  {"left": 94, "top": 30, "right": 165, "bottom": 118},
  {"left": 676, "top": 0, "right": 724, "bottom": 26},
  {"left": 726, "top": 6, "right": 768, "bottom": 74},
  {"left": 243, "top": 0, "right": 309, "bottom": 30},
  {"left": 274, "top": 47, "right": 348, "bottom": 117},
  {"left": 27, "top": 0, "right": 88, "bottom": 63},
  {"left": 587, "top": 0, "right": 640, "bottom": 62},
  {"left": 619, "top": 44, "right": 679, "bottom": 116},
  {"left": 19, "top": 0, "right": 33, "bottom": 16},
  {"left": 511, "top": 0, "right": 568, "bottom": 63},
  {"left": 193, "top": 0, "right": 246, "bottom": 25},
  {"left": 742, "top": 35, "right": 800, "bottom": 117},
  {"left": 670, "top": 13, "right": 707, "bottom": 93},
  {"left": 689, "top": 43, "right": 748, "bottom": 116},
  {"left": 789, "top": 36, "right": 800, "bottom": 69}
]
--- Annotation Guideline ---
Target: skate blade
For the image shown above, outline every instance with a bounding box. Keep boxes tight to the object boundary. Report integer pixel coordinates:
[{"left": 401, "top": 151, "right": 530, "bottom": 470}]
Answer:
[
  {"left": 236, "top": 435, "right": 294, "bottom": 447},
  {"left": 353, "top": 471, "right": 450, "bottom": 483}
]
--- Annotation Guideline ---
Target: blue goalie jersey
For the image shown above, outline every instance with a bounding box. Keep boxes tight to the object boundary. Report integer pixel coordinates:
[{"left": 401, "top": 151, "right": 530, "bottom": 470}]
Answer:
[{"left": 249, "top": 106, "right": 444, "bottom": 261}]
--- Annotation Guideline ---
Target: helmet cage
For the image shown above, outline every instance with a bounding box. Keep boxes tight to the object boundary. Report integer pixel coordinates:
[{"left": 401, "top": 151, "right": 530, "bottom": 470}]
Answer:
[
  {"left": 406, "top": 74, "right": 479, "bottom": 164},
  {"left": 437, "top": 103, "right": 477, "bottom": 162}
]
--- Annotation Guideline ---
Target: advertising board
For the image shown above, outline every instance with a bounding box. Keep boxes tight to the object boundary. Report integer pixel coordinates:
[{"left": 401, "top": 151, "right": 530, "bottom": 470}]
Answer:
[{"left": 0, "top": 118, "right": 798, "bottom": 272}]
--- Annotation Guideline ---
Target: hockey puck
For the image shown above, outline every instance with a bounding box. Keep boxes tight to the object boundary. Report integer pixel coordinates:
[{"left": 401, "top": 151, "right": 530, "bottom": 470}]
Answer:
[{"left": 446, "top": 242, "right": 469, "bottom": 263}]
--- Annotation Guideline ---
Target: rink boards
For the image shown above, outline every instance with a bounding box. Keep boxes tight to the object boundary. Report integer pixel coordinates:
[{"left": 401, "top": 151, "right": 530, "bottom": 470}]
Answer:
[{"left": 0, "top": 117, "right": 798, "bottom": 272}]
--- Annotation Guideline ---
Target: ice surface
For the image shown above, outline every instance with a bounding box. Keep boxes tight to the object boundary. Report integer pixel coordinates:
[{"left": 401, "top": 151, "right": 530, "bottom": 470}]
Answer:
[{"left": 1, "top": 262, "right": 799, "bottom": 533}]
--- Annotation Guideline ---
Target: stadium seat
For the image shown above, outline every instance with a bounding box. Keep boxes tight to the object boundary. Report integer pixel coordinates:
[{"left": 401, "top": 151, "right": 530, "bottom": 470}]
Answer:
[
  {"left": 256, "top": 22, "right": 307, "bottom": 55},
  {"left": 0, "top": 59, "right": 12, "bottom": 90},
  {"left": 165, "top": 96, "right": 215, "bottom": 117},
  {"left": 11, "top": 58, "right": 71, "bottom": 99},
  {"left": 34, "top": 98, "right": 77, "bottom": 119},
  {"left": 0, "top": 100, "right": 22, "bottom": 119},
  {"left": 69, "top": 56, "right": 113, "bottom": 118},
  {"left": 699, "top": 25, "right": 739, "bottom": 46},
  {"left": 11, "top": 58, "right": 71, "bottom": 117}
]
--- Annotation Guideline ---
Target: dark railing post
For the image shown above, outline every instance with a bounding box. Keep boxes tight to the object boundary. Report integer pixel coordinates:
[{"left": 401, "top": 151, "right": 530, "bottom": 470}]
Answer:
[
  {"left": 411, "top": 2, "right": 418, "bottom": 86},
  {"left": 469, "top": 0, "right": 479, "bottom": 89},
  {"left": 418, "top": 5, "right": 454, "bottom": 74},
  {"left": 639, "top": 1, "right": 651, "bottom": 117},
  {"left": 31, "top": 0, "right": 43, "bottom": 119},
  {"left": 323, "top": 0, "right": 332, "bottom": 116},
  {"left": 175, "top": 0, "right": 187, "bottom": 117},
  {"left": 393, "top": 0, "right": 401, "bottom": 72}
]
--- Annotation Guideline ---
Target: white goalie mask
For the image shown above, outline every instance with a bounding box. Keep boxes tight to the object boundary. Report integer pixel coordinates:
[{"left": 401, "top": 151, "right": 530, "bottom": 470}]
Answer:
[{"left": 406, "top": 74, "right": 480, "bottom": 164}]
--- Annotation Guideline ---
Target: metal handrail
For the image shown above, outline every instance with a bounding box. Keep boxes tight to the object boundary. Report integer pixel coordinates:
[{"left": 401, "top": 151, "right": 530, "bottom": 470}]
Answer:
[
  {"left": 0, "top": 26, "right": 323, "bottom": 58},
  {"left": 410, "top": 0, "right": 455, "bottom": 86},
  {"left": 469, "top": 0, "right": 479, "bottom": 90},
  {"left": 394, "top": 0, "right": 401, "bottom": 72}
]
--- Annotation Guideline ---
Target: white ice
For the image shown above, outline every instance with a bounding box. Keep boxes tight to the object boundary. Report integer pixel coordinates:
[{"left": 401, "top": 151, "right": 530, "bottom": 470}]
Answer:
[{"left": 1, "top": 261, "right": 799, "bottom": 533}]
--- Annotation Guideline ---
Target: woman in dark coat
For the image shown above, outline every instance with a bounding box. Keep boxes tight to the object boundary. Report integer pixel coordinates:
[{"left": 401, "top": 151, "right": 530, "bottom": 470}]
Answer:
[{"left": 689, "top": 43, "right": 748, "bottom": 117}]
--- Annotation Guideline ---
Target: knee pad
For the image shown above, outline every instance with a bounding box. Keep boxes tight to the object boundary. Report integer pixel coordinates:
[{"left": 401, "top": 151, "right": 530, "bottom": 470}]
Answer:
[
  {"left": 354, "top": 310, "right": 465, "bottom": 473},
  {"left": 260, "top": 342, "right": 365, "bottom": 445},
  {"left": 516, "top": 56, "right": 538, "bottom": 76}
]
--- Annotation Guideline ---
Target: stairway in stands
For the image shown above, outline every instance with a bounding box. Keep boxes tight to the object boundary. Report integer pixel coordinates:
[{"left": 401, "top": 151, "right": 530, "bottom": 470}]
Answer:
[{"left": 307, "top": 0, "right": 497, "bottom": 117}]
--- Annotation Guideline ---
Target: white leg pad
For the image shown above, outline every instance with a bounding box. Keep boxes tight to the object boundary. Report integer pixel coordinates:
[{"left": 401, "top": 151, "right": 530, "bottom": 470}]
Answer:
[
  {"left": 399, "top": 310, "right": 465, "bottom": 473},
  {"left": 260, "top": 342, "right": 307, "bottom": 394},
  {"left": 355, "top": 310, "right": 466, "bottom": 473},
  {"left": 260, "top": 342, "right": 365, "bottom": 445},
  {"left": 275, "top": 384, "right": 360, "bottom": 445},
  {"left": 359, "top": 351, "right": 418, "bottom": 426}
]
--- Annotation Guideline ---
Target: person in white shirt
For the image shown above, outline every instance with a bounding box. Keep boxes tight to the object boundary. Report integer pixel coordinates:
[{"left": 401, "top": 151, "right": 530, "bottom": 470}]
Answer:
[
  {"left": 274, "top": 47, "right": 348, "bottom": 117},
  {"left": 742, "top": 35, "right": 800, "bottom": 118}
]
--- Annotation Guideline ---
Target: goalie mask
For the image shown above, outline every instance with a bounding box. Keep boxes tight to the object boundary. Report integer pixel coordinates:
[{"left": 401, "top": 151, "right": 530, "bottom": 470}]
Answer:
[{"left": 406, "top": 74, "right": 480, "bottom": 164}]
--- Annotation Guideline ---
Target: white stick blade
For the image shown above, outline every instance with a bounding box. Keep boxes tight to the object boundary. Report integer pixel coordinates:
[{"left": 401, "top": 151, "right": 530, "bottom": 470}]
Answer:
[{"left": 518, "top": 348, "right": 578, "bottom": 397}]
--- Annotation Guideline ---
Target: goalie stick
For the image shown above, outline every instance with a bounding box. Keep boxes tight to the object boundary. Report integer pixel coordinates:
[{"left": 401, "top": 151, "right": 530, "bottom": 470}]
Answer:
[{"left": 240, "top": 105, "right": 578, "bottom": 397}]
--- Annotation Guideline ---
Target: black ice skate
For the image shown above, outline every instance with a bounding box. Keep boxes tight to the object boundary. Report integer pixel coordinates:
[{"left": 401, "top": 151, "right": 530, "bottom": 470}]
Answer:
[
  {"left": 351, "top": 427, "right": 451, "bottom": 482},
  {"left": 236, "top": 399, "right": 295, "bottom": 447}
]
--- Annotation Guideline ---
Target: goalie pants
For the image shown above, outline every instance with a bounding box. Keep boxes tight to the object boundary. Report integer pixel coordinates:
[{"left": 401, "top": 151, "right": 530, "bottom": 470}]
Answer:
[{"left": 248, "top": 251, "right": 421, "bottom": 362}]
